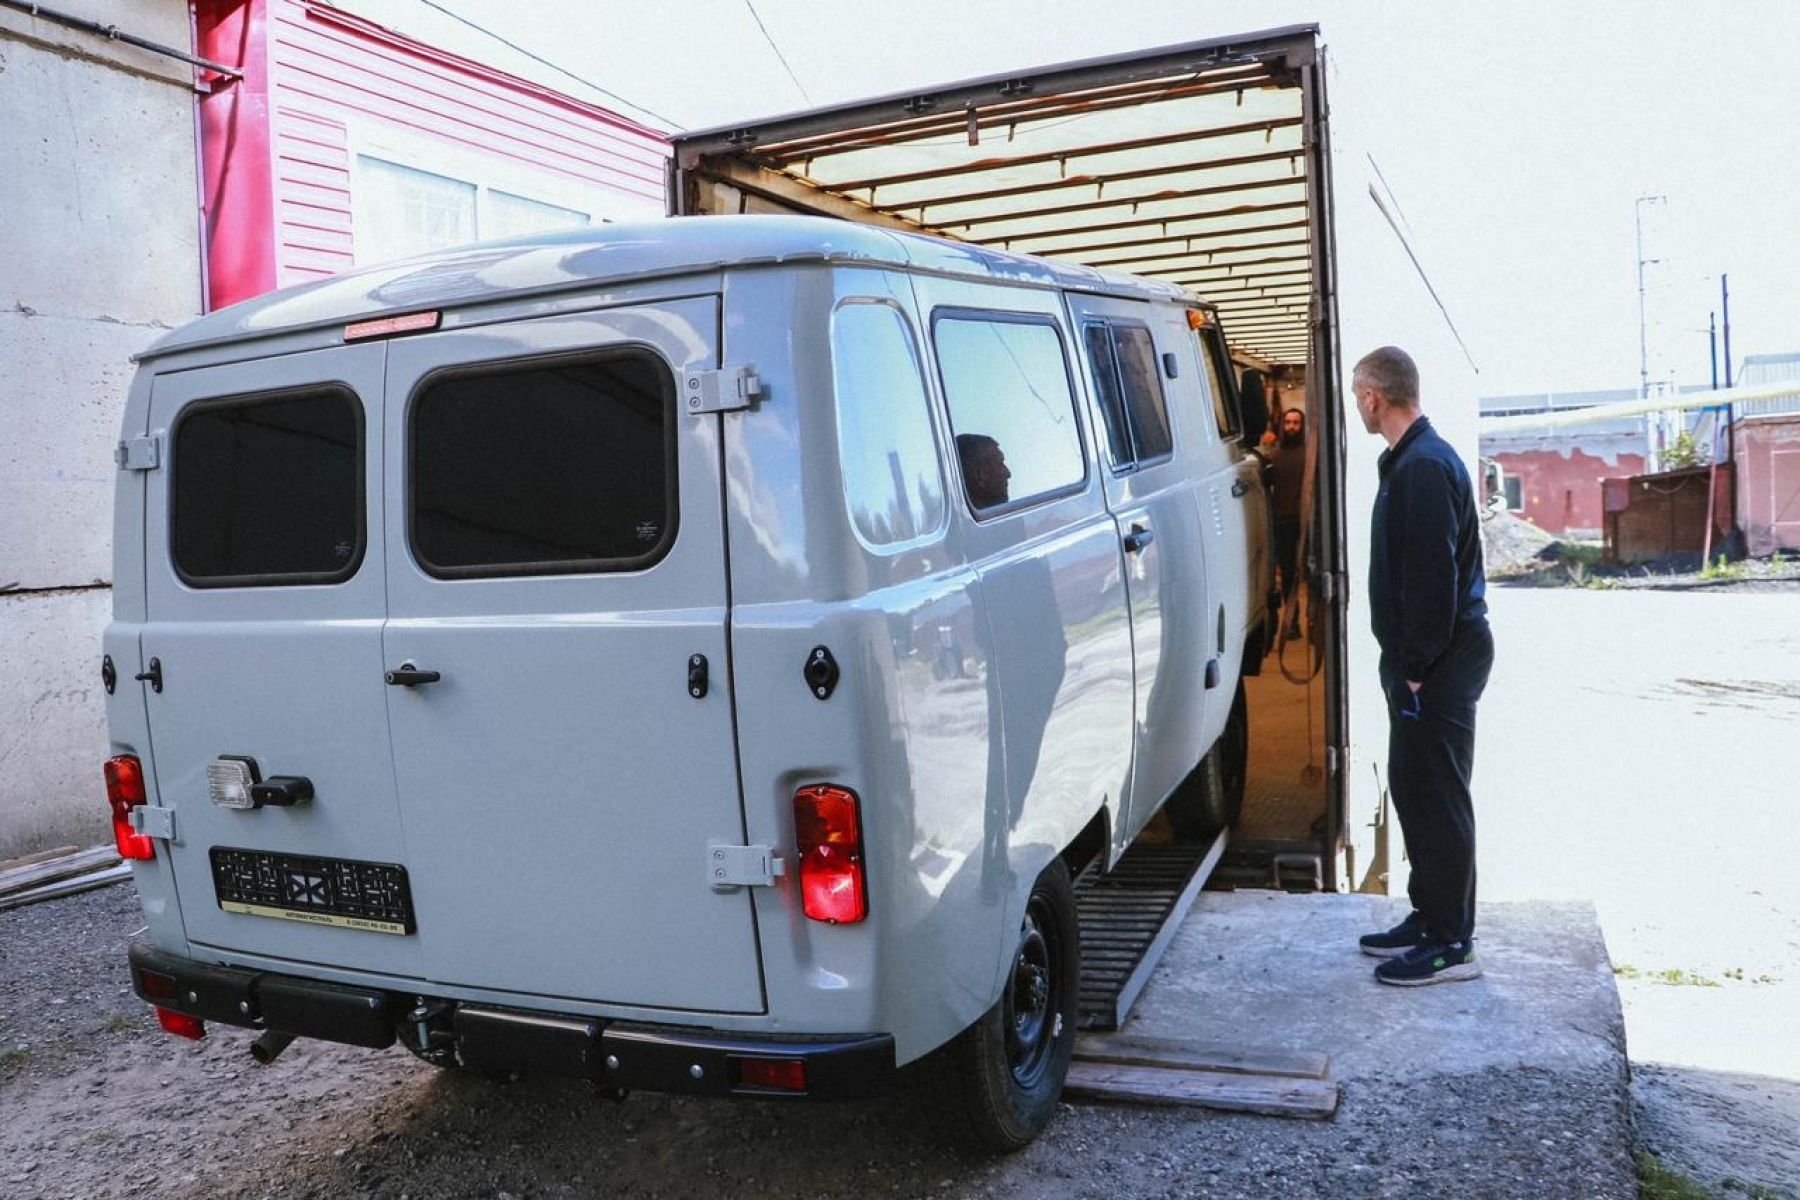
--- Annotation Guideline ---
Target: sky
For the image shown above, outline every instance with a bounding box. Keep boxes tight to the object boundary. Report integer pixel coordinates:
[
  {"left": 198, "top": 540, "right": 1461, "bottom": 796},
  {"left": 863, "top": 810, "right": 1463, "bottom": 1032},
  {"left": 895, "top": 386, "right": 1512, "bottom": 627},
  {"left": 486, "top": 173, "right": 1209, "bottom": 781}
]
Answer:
[{"left": 338, "top": 0, "right": 1800, "bottom": 399}]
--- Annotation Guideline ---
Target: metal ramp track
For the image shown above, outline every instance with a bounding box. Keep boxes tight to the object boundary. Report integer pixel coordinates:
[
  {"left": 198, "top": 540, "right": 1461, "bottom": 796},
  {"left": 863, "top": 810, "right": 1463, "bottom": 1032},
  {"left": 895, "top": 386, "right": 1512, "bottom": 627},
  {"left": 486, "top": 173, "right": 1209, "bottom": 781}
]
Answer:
[{"left": 1075, "top": 831, "right": 1227, "bottom": 1032}]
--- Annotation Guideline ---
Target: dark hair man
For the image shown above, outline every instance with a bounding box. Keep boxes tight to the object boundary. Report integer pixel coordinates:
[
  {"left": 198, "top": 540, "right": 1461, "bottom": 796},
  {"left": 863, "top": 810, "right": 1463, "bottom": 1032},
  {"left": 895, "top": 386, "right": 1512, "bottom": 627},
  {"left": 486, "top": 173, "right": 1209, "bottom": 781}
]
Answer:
[
  {"left": 1269, "top": 407, "right": 1307, "bottom": 633},
  {"left": 956, "top": 433, "right": 1011, "bottom": 511},
  {"left": 1353, "top": 346, "right": 1494, "bottom": 986}
]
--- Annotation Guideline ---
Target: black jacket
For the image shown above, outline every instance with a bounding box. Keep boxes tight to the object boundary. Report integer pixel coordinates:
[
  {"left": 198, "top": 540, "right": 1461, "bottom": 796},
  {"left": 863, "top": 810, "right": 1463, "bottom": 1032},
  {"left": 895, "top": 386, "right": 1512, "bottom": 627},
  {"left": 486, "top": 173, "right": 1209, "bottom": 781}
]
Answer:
[{"left": 1369, "top": 417, "right": 1488, "bottom": 681}]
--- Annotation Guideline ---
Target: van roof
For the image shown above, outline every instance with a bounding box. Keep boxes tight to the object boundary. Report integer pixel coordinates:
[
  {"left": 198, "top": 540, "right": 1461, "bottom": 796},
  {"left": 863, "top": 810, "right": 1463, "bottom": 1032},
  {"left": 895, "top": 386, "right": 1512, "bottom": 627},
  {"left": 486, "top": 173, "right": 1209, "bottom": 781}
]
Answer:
[{"left": 141, "top": 215, "right": 1192, "bottom": 361}]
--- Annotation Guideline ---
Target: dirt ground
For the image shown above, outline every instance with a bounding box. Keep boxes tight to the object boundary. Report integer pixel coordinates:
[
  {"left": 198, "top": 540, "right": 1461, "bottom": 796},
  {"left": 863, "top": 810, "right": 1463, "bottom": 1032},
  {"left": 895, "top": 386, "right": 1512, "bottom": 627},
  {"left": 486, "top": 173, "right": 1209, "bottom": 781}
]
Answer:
[{"left": 2, "top": 883, "right": 1638, "bottom": 1200}]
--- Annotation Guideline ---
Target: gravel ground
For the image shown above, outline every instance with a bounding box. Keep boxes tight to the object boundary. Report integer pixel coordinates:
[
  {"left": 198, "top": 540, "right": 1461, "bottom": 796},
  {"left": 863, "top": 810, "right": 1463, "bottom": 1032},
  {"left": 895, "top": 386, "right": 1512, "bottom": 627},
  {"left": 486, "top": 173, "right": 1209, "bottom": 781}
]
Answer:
[{"left": 1, "top": 883, "right": 1635, "bottom": 1199}]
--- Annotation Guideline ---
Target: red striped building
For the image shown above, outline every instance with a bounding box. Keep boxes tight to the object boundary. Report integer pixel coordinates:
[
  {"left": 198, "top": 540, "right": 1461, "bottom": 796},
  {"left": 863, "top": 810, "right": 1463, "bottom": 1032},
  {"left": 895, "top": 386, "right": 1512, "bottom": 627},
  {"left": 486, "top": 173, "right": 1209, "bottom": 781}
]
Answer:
[{"left": 193, "top": 0, "right": 668, "bottom": 309}]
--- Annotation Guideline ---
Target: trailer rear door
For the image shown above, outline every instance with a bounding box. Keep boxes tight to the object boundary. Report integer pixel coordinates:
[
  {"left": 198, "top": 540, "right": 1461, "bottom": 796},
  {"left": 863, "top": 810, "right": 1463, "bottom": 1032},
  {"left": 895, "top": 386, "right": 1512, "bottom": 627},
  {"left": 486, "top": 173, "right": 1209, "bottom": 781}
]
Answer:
[{"left": 669, "top": 25, "right": 1351, "bottom": 886}]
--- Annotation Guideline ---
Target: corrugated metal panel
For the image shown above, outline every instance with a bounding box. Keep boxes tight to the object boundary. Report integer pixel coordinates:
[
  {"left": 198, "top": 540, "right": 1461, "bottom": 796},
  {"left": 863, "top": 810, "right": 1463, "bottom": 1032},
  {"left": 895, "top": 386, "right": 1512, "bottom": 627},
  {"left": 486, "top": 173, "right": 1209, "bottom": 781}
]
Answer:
[{"left": 263, "top": 0, "right": 669, "bottom": 289}]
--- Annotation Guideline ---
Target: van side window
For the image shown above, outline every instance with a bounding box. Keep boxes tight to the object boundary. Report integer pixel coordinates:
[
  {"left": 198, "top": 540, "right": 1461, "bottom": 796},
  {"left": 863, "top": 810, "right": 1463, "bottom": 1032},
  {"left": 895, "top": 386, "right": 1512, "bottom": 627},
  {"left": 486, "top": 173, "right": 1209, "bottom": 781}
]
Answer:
[
  {"left": 1192, "top": 318, "right": 1239, "bottom": 440},
  {"left": 831, "top": 302, "right": 947, "bottom": 549},
  {"left": 410, "top": 352, "right": 675, "bottom": 577},
  {"left": 934, "top": 314, "right": 1085, "bottom": 515},
  {"left": 1083, "top": 321, "right": 1173, "bottom": 468},
  {"left": 171, "top": 388, "right": 363, "bottom": 586}
]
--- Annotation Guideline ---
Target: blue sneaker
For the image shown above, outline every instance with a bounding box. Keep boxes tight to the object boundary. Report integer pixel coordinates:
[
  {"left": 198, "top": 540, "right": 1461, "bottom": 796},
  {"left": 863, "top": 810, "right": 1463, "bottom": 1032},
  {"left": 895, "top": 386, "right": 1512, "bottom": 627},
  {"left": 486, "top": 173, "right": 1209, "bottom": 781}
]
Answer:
[
  {"left": 1358, "top": 911, "right": 1430, "bottom": 959},
  {"left": 1374, "top": 940, "right": 1482, "bottom": 986}
]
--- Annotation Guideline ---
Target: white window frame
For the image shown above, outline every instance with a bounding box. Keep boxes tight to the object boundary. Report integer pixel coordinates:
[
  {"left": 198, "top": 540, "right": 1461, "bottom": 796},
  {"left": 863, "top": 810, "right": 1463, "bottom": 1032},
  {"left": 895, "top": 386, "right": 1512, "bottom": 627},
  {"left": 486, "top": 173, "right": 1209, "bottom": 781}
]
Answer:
[{"left": 346, "top": 124, "right": 659, "bottom": 265}]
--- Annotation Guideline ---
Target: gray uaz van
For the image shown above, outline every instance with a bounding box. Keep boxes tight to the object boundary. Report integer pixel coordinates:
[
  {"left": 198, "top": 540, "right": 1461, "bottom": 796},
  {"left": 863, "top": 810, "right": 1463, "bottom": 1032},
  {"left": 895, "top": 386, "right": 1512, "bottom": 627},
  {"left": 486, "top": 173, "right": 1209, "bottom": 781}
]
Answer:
[{"left": 104, "top": 215, "right": 1270, "bottom": 1149}]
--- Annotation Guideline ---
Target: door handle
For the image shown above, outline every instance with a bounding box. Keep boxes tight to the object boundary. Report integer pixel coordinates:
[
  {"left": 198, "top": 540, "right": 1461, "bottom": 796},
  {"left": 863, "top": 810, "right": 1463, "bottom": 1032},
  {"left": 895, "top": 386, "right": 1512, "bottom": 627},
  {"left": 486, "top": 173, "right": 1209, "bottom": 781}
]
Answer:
[
  {"left": 1231, "top": 479, "right": 1252, "bottom": 498},
  {"left": 1123, "top": 526, "right": 1155, "bottom": 554},
  {"left": 384, "top": 663, "right": 441, "bottom": 688}
]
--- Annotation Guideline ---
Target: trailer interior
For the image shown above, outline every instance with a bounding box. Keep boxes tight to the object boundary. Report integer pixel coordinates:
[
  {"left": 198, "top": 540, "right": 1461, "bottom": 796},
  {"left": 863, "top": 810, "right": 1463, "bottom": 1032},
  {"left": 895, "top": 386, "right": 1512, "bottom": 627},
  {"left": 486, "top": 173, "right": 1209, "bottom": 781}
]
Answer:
[{"left": 670, "top": 26, "right": 1350, "bottom": 892}]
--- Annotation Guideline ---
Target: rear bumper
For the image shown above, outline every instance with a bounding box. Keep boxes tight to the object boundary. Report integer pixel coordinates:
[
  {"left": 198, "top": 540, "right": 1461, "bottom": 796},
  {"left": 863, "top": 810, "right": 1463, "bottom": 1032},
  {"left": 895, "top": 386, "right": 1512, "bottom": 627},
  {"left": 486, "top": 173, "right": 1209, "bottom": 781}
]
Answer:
[{"left": 128, "top": 943, "right": 896, "bottom": 1099}]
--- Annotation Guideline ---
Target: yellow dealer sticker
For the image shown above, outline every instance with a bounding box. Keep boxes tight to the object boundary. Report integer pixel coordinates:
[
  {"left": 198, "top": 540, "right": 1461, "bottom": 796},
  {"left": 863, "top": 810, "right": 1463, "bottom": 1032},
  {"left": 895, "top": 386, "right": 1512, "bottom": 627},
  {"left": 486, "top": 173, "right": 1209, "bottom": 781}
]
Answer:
[{"left": 220, "top": 901, "right": 408, "bottom": 936}]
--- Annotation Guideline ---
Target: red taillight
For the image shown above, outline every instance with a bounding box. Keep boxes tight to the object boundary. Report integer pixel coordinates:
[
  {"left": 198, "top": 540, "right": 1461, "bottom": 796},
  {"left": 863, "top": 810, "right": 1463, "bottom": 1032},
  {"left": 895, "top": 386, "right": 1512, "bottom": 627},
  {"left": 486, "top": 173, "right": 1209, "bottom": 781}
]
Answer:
[
  {"left": 103, "top": 755, "right": 155, "bottom": 861},
  {"left": 793, "top": 784, "right": 867, "bottom": 924},
  {"left": 137, "top": 969, "right": 180, "bottom": 1002},
  {"left": 735, "top": 1056, "right": 807, "bottom": 1092},
  {"left": 154, "top": 1007, "right": 205, "bottom": 1040}
]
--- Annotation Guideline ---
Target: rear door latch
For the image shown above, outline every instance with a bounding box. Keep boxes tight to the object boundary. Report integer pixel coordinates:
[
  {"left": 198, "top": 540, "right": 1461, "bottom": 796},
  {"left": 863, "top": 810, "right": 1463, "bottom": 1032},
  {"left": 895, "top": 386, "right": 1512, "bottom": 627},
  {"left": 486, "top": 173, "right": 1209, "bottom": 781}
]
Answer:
[{"left": 707, "top": 843, "right": 786, "bottom": 890}]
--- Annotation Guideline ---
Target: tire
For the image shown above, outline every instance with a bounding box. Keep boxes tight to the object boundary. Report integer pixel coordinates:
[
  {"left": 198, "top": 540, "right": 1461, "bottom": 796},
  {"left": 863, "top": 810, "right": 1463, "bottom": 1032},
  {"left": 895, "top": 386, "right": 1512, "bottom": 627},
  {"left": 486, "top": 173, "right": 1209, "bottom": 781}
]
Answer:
[
  {"left": 919, "top": 857, "right": 1080, "bottom": 1153},
  {"left": 1167, "top": 678, "right": 1248, "bottom": 841}
]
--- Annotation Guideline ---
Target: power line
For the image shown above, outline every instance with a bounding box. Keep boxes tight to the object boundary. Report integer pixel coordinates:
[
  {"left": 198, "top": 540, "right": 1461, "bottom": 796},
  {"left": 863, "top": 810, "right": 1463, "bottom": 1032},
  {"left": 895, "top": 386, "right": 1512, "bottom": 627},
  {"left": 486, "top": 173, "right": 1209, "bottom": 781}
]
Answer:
[
  {"left": 413, "top": 0, "right": 682, "bottom": 130},
  {"left": 744, "top": 0, "right": 810, "bottom": 103}
]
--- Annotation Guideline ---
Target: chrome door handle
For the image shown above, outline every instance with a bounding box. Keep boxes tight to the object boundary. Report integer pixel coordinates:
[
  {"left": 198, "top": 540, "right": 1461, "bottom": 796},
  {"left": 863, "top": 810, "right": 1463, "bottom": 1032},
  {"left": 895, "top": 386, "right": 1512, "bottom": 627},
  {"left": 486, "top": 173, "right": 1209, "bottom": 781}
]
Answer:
[
  {"left": 1123, "top": 526, "right": 1155, "bottom": 554},
  {"left": 385, "top": 663, "right": 441, "bottom": 687}
]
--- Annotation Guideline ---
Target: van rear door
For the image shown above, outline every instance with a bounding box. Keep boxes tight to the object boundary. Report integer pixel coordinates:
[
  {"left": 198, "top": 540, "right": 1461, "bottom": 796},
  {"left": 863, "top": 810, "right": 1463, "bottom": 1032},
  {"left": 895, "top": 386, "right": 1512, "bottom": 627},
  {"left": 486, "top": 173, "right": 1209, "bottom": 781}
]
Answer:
[
  {"left": 142, "top": 344, "right": 420, "bottom": 977},
  {"left": 380, "top": 299, "right": 764, "bottom": 1014}
]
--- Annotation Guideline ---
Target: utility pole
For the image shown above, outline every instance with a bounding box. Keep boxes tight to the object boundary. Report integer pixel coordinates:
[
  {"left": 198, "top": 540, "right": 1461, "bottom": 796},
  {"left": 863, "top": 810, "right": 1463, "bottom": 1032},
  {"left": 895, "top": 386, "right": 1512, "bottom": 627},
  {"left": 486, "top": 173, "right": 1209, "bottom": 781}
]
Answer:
[
  {"left": 1709, "top": 311, "right": 1718, "bottom": 389},
  {"left": 1635, "top": 196, "right": 1663, "bottom": 399},
  {"left": 1721, "top": 273, "right": 1733, "bottom": 388}
]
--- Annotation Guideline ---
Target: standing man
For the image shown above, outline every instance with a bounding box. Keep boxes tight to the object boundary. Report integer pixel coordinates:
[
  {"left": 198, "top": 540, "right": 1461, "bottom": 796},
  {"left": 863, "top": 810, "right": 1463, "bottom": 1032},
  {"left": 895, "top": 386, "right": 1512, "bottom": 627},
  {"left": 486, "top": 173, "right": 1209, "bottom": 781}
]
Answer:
[
  {"left": 1352, "top": 346, "right": 1494, "bottom": 986},
  {"left": 1268, "top": 406, "right": 1307, "bottom": 637}
]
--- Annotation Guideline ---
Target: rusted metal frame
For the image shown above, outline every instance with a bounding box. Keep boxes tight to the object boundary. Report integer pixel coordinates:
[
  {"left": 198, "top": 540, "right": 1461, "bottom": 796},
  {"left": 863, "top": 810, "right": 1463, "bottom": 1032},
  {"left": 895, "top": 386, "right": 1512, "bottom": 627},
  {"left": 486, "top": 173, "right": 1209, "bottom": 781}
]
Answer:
[
  {"left": 822, "top": 116, "right": 1304, "bottom": 193},
  {"left": 938, "top": 174, "right": 1305, "bottom": 232},
  {"left": 748, "top": 63, "right": 1279, "bottom": 161},
  {"left": 866, "top": 147, "right": 1304, "bottom": 213},
  {"left": 682, "top": 160, "right": 938, "bottom": 234},
  {"left": 1208, "top": 308, "right": 1310, "bottom": 322},
  {"left": 967, "top": 199, "right": 1307, "bottom": 249},
  {"left": 1079, "top": 244, "right": 1310, "bottom": 272},
  {"left": 1014, "top": 217, "right": 1310, "bottom": 261},
  {"left": 1179, "top": 283, "right": 1312, "bottom": 304}
]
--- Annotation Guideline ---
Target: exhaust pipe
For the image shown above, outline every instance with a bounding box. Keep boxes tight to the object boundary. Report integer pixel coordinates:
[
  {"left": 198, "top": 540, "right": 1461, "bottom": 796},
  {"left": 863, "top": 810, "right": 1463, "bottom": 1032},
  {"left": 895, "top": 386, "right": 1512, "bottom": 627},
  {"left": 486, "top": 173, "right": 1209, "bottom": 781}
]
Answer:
[{"left": 250, "top": 1030, "right": 295, "bottom": 1065}]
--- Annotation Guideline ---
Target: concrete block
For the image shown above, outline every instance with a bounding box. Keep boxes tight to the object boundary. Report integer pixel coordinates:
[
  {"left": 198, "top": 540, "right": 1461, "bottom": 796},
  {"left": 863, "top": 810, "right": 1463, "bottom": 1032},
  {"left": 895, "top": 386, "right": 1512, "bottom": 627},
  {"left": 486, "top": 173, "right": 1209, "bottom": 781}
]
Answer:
[
  {"left": 0, "top": 310, "right": 160, "bottom": 589},
  {"left": 0, "top": 5, "right": 201, "bottom": 324},
  {"left": 0, "top": 588, "right": 112, "bottom": 859}
]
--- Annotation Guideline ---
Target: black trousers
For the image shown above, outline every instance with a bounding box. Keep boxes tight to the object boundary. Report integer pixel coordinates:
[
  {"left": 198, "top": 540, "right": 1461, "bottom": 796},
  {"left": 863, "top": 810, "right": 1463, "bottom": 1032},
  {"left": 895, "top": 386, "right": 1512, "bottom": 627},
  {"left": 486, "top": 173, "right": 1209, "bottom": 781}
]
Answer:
[{"left": 1380, "top": 619, "right": 1494, "bottom": 945}]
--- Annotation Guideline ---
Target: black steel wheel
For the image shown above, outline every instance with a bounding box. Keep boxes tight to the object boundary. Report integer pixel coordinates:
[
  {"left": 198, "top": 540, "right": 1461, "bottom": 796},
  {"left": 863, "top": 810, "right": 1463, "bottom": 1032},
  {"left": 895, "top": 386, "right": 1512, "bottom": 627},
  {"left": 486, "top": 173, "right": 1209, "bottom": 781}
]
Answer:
[
  {"left": 918, "top": 857, "right": 1080, "bottom": 1152},
  {"left": 1167, "top": 678, "right": 1249, "bottom": 841}
]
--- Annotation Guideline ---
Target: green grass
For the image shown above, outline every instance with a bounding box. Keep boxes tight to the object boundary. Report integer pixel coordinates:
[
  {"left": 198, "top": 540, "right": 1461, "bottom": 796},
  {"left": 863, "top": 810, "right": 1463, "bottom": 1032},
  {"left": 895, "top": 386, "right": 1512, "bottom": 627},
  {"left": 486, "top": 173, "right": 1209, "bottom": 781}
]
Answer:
[
  {"left": 102, "top": 1014, "right": 137, "bottom": 1033},
  {"left": 1, "top": 1047, "right": 28, "bottom": 1066},
  {"left": 1637, "top": 1152, "right": 1715, "bottom": 1199},
  {"left": 1612, "top": 963, "right": 1724, "bottom": 988}
]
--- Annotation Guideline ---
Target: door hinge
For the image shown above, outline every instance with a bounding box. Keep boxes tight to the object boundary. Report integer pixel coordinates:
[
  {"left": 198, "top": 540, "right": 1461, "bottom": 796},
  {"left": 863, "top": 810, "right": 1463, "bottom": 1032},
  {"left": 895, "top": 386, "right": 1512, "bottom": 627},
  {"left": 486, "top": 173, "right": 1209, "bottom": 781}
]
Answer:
[
  {"left": 115, "top": 436, "right": 161, "bottom": 471},
  {"left": 128, "top": 805, "right": 176, "bottom": 841},
  {"left": 682, "top": 365, "right": 762, "bottom": 414},
  {"left": 1321, "top": 572, "right": 1336, "bottom": 603},
  {"left": 707, "top": 842, "right": 786, "bottom": 890},
  {"left": 1326, "top": 745, "right": 1339, "bottom": 777}
]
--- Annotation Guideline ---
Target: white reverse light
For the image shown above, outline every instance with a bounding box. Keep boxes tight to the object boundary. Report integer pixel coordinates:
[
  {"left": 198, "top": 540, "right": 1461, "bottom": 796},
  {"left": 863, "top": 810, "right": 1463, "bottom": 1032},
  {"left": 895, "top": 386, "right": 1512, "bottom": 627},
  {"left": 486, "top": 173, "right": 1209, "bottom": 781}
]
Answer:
[{"left": 207, "top": 757, "right": 260, "bottom": 810}]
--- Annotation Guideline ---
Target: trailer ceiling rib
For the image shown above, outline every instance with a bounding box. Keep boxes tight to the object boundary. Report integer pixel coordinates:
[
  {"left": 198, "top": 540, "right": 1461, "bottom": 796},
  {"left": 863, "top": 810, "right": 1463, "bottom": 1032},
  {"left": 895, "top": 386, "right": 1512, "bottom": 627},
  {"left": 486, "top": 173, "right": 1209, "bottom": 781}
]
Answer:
[{"left": 672, "top": 27, "right": 1321, "bottom": 367}]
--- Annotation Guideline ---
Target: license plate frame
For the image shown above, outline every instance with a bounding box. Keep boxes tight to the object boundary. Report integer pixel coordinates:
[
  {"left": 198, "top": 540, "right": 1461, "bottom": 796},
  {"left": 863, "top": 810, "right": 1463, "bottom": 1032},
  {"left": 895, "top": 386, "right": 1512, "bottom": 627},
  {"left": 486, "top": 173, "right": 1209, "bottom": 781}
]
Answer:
[{"left": 210, "top": 846, "right": 416, "bottom": 935}]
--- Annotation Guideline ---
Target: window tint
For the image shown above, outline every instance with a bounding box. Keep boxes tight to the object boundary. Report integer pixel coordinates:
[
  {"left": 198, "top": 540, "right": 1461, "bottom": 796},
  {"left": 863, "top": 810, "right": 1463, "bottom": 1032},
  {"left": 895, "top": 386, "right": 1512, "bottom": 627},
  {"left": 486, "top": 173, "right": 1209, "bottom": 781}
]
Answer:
[
  {"left": 1193, "top": 320, "right": 1239, "bottom": 440},
  {"left": 1083, "top": 324, "right": 1133, "bottom": 468},
  {"left": 832, "top": 302, "right": 946, "bottom": 548},
  {"left": 172, "top": 389, "right": 363, "bottom": 586},
  {"left": 1087, "top": 322, "right": 1175, "bottom": 467},
  {"left": 410, "top": 353, "right": 674, "bottom": 576},
  {"left": 934, "top": 316, "right": 1085, "bottom": 514}
]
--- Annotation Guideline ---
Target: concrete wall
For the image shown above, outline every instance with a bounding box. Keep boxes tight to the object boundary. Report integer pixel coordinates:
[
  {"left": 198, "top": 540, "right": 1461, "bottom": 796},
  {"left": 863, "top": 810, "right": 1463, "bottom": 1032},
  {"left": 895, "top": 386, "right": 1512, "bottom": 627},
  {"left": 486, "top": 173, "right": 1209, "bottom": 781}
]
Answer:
[{"left": 0, "top": 1, "right": 202, "bottom": 857}]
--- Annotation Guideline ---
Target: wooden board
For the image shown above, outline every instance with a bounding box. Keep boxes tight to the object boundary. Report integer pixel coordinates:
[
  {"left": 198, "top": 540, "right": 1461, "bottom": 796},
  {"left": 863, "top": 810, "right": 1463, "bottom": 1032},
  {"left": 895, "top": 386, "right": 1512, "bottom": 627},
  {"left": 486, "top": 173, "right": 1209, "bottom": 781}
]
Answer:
[
  {"left": 0, "top": 845, "right": 79, "bottom": 874},
  {"left": 0, "top": 846, "right": 121, "bottom": 898},
  {"left": 1076, "top": 1033, "right": 1329, "bottom": 1081},
  {"left": 0, "top": 864, "right": 134, "bottom": 912},
  {"left": 1064, "top": 1060, "right": 1339, "bottom": 1120}
]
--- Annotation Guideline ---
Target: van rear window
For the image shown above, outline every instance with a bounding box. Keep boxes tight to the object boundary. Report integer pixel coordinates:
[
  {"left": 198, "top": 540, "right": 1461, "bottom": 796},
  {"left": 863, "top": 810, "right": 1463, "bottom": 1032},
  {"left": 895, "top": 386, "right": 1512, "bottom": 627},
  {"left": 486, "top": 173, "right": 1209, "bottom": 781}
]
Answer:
[
  {"left": 409, "top": 352, "right": 675, "bottom": 577},
  {"left": 171, "top": 388, "right": 364, "bottom": 586}
]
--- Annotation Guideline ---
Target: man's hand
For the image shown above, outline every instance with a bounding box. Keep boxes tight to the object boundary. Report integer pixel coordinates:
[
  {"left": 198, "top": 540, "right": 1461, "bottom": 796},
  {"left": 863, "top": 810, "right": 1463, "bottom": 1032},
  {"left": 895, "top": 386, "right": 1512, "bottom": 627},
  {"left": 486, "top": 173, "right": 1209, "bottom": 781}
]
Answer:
[{"left": 1406, "top": 680, "right": 1422, "bottom": 694}]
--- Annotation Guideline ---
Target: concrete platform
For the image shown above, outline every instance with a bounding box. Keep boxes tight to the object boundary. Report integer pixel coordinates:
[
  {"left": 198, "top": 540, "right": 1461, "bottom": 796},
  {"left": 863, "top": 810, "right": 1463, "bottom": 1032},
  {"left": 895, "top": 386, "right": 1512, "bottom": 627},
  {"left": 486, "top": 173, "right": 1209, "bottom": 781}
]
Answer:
[{"left": 1098, "top": 890, "right": 1639, "bottom": 1196}]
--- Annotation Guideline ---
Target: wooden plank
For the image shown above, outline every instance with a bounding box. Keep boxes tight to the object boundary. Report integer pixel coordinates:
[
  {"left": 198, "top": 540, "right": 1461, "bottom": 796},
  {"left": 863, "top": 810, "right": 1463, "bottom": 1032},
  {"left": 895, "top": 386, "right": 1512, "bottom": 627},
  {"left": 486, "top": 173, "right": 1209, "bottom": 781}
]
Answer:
[
  {"left": 1076, "top": 1033, "right": 1330, "bottom": 1081},
  {"left": 0, "top": 845, "right": 79, "bottom": 874},
  {"left": 0, "top": 846, "right": 122, "bottom": 898},
  {"left": 1064, "top": 1061, "right": 1339, "bottom": 1120},
  {"left": 0, "top": 864, "right": 134, "bottom": 912}
]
